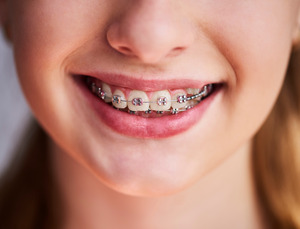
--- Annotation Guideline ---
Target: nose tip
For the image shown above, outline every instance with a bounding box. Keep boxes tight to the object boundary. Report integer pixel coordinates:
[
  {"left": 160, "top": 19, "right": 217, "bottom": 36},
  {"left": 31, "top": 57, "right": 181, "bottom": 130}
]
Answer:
[
  {"left": 106, "top": 3, "right": 194, "bottom": 64},
  {"left": 107, "top": 25, "right": 189, "bottom": 63}
]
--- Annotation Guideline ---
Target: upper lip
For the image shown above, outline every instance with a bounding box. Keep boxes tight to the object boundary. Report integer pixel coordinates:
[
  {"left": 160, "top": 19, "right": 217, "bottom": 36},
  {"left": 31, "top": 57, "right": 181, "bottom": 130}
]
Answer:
[{"left": 72, "top": 71, "right": 220, "bottom": 91}]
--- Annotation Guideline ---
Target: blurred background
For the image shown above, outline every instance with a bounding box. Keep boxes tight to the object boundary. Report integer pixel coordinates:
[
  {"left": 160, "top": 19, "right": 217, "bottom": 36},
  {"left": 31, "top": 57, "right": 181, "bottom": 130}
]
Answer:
[{"left": 0, "top": 30, "right": 31, "bottom": 174}]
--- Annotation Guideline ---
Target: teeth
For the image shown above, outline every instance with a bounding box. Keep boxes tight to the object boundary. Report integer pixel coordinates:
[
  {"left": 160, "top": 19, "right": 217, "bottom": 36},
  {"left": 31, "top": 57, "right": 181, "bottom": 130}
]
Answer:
[
  {"left": 87, "top": 78, "right": 215, "bottom": 115},
  {"left": 91, "top": 82, "right": 97, "bottom": 94},
  {"left": 171, "top": 108, "right": 179, "bottom": 114},
  {"left": 186, "top": 99, "right": 198, "bottom": 107},
  {"left": 128, "top": 90, "right": 150, "bottom": 111},
  {"left": 112, "top": 90, "right": 127, "bottom": 109},
  {"left": 186, "top": 88, "right": 200, "bottom": 95},
  {"left": 150, "top": 90, "right": 171, "bottom": 111},
  {"left": 171, "top": 91, "right": 187, "bottom": 109},
  {"left": 102, "top": 83, "right": 112, "bottom": 103},
  {"left": 202, "top": 85, "right": 212, "bottom": 97}
]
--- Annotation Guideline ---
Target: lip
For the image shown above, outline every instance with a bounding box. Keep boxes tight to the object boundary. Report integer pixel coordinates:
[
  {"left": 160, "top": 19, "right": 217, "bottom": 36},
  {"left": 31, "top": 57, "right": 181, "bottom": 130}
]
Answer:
[
  {"left": 71, "top": 71, "right": 216, "bottom": 91},
  {"left": 72, "top": 73, "right": 223, "bottom": 138}
]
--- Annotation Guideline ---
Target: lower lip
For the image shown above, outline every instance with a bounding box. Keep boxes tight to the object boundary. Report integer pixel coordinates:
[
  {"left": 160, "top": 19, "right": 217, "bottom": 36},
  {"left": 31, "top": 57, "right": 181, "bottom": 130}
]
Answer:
[{"left": 74, "top": 76, "right": 221, "bottom": 138}]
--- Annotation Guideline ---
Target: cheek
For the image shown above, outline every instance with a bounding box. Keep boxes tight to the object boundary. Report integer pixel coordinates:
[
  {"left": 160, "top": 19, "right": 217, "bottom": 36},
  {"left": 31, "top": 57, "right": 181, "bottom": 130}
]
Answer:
[
  {"left": 212, "top": 1, "right": 294, "bottom": 127},
  {"left": 7, "top": 0, "right": 110, "bottom": 133},
  {"left": 180, "top": 1, "right": 296, "bottom": 174},
  {"left": 10, "top": 0, "right": 107, "bottom": 67}
]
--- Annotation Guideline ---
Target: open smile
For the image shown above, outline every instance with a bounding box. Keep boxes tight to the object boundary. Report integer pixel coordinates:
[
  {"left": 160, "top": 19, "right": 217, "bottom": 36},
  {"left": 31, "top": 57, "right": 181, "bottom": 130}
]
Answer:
[{"left": 73, "top": 73, "right": 223, "bottom": 138}]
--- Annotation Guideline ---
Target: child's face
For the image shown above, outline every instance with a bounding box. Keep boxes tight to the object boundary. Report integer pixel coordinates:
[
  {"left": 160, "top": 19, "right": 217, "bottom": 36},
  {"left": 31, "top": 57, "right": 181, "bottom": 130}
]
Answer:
[{"left": 2, "top": 0, "right": 300, "bottom": 195}]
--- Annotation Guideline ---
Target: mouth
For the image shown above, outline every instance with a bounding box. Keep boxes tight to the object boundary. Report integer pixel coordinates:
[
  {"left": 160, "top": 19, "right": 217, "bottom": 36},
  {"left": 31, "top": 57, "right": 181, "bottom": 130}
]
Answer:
[
  {"left": 85, "top": 76, "right": 220, "bottom": 117},
  {"left": 73, "top": 74, "right": 223, "bottom": 138}
]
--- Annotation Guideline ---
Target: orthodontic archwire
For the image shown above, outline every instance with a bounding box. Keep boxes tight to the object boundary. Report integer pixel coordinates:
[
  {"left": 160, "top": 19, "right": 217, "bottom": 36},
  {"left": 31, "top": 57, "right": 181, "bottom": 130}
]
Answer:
[{"left": 88, "top": 81, "right": 213, "bottom": 114}]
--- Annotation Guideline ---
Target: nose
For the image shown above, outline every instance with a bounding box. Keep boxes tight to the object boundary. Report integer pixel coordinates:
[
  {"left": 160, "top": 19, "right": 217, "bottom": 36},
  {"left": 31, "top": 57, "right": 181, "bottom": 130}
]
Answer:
[{"left": 106, "top": 1, "right": 195, "bottom": 64}]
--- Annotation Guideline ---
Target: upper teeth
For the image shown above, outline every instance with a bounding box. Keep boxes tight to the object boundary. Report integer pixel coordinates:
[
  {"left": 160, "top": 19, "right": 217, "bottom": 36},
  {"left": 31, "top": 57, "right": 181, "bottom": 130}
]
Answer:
[
  {"left": 102, "top": 83, "right": 112, "bottom": 103},
  {"left": 112, "top": 89, "right": 127, "bottom": 109},
  {"left": 128, "top": 90, "right": 149, "bottom": 111},
  {"left": 150, "top": 90, "right": 172, "bottom": 111},
  {"left": 171, "top": 91, "right": 187, "bottom": 109},
  {"left": 87, "top": 79, "right": 213, "bottom": 114}
]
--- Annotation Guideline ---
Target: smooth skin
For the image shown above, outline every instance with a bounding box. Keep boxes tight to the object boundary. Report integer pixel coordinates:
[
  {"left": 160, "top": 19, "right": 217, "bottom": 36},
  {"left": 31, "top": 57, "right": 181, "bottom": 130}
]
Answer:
[{"left": 1, "top": 0, "right": 300, "bottom": 228}]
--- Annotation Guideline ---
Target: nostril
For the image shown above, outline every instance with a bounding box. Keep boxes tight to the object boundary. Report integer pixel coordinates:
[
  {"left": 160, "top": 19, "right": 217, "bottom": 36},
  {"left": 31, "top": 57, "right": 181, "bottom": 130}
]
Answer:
[
  {"left": 173, "top": 47, "right": 185, "bottom": 52},
  {"left": 118, "top": 46, "right": 133, "bottom": 54},
  {"left": 167, "top": 47, "right": 186, "bottom": 57}
]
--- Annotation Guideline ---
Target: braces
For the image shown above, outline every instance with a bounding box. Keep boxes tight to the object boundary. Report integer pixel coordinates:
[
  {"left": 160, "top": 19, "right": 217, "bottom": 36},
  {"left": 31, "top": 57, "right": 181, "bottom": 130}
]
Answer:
[{"left": 87, "top": 79, "right": 213, "bottom": 114}]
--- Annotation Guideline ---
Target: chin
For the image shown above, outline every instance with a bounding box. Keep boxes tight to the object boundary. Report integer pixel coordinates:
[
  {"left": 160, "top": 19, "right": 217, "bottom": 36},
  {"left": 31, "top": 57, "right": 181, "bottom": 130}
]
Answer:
[
  {"left": 84, "top": 147, "right": 198, "bottom": 197},
  {"left": 96, "top": 172, "right": 194, "bottom": 197}
]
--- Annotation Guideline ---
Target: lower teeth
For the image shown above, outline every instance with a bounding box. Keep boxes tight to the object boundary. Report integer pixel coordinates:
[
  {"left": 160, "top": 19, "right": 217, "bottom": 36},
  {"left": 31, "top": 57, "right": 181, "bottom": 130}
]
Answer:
[{"left": 85, "top": 77, "right": 214, "bottom": 116}]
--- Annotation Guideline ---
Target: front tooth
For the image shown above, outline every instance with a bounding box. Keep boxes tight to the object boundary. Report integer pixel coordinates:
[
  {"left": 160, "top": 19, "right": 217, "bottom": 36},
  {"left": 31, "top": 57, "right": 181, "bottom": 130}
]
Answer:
[
  {"left": 102, "top": 83, "right": 112, "bottom": 103},
  {"left": 112, "top": 89, "right": 127, "bottom": 109},
  {"left": 128, "top": 90, "right": 150, "bottom": 111},
  {"left": 150, "top": 90, "right": 171, "bottom": 111},
  {"left": 186, "top": 88, "right": 200, "bottom": 95},
  {"left": 171, "top": 91, "right": 187, "bottom": 109}
]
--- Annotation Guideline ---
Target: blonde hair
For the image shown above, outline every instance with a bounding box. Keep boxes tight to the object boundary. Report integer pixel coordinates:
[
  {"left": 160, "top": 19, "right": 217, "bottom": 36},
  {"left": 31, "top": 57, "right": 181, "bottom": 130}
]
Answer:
[{"left": 253, "top": 49, "right": 300, "bottom": 228}]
